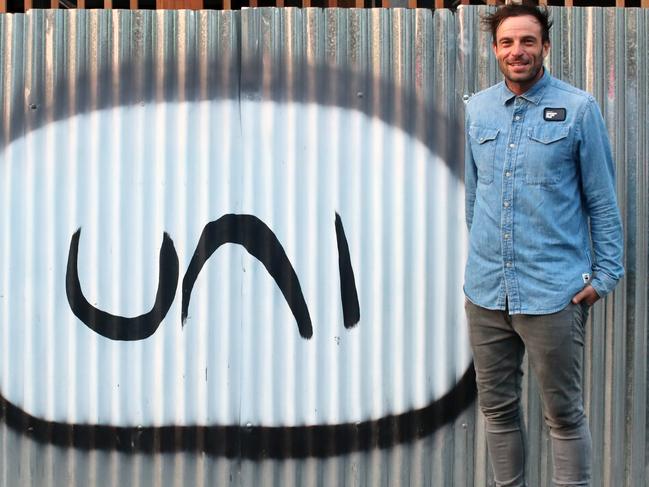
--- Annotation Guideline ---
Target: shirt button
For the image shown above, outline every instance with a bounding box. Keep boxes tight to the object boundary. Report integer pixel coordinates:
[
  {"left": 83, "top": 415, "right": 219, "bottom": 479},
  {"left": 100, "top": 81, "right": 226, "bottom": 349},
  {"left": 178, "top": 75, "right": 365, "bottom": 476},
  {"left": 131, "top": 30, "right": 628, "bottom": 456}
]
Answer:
[
  {"left": 504, "top": 201, "right": 510, "bottom": 208},
  {"left": 514, "top": 115, "right": 521, "bottom": 121},
  {"left": 509, "top": 143, "right": 515, "bottom": 149},
  {"left": 506, "top": 262, "right": 513, "bottom": 268},
  {"left": 505, "top": 171, "right": 512, "bottom": 177},
  {"left": 504, "top": 233, "right": 510, "bottom": 239}
]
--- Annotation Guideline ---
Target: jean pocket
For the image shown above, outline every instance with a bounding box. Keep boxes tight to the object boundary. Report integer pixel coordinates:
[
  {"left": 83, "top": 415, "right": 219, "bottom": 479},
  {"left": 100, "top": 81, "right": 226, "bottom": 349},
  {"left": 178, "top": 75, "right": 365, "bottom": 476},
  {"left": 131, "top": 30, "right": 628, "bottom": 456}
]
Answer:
[
  {"left": 468, "top": 125, "right": 499, "bottom": 185},
  {"left": 524, "top": 125, "right": 571, "bottom": 187}
]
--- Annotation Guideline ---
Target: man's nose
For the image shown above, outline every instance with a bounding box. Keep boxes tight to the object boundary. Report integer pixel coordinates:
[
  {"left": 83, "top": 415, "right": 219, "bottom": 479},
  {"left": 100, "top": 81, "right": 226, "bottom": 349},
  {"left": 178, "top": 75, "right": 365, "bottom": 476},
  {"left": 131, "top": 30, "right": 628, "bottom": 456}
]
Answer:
[{"left": 510, "top": 42, "right": 524, "bottom": 56}]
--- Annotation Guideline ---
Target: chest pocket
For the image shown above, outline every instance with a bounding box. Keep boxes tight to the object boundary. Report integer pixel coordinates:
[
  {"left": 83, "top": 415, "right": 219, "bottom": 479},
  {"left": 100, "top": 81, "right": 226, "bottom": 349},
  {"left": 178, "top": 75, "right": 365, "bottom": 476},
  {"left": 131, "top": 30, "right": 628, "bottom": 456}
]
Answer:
[
  {"left": 468, "top": 125, "right": 499, "bottom": 184},
  {"left": 524, "top": 125, "right": 571, "bottom": 186}
]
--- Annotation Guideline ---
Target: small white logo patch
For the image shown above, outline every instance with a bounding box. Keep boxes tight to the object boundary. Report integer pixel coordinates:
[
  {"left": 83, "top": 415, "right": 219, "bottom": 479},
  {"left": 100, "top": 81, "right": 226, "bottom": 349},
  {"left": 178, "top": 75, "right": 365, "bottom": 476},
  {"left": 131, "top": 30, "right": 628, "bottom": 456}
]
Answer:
[
  {"left": 582, "top": 273, "right": 591, "bottom": 284},
  {"left": 543, "top": 107, "right": 567, "bottom": 121}
]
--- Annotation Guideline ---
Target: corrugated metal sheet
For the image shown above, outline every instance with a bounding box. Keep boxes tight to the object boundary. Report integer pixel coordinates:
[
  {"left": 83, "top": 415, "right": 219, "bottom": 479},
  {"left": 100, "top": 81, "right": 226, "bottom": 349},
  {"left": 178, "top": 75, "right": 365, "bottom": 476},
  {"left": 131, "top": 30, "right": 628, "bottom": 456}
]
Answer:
[{"left": 0, "top": 6, "right": 647, "bottom": 487}]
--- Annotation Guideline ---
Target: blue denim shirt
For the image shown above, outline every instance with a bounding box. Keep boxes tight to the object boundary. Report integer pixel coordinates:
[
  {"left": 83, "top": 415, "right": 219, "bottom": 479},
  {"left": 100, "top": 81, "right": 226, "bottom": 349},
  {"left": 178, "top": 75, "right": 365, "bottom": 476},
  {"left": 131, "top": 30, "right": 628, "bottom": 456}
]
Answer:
[{"left": 464, "top": 71, "right": 624, "bottom": 314}]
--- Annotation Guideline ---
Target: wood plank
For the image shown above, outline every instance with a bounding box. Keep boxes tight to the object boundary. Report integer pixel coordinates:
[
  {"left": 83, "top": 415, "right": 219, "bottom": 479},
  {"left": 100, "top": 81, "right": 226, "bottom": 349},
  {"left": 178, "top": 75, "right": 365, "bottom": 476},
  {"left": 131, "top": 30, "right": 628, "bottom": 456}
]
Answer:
[
  {"left": 355, "top": 0, "right": 364, "bottom": 7},
  {"left": 382, "top": 0, "right": 390, "bottom": 7},
  {"left": 249, "top": 0, "right": 257, "bottom": 6},
  {"left": 24, "top": 0, "right": 33, "bottom": 10},
  {"left": 615, "top": 0, "right": 625, "bottom": 6},
  {"left": 487, "top": 0, "right": 496, "bottom": 5},
  {"left": 156, "top": 0, "right": 203, "bottom": 8},
  {"left": 642, "top": 0, "right": 649, "bottom": 8},
  {"left": 50, "top": 0, "right": 59, "bottom": 8},
  {"left": 326, "top": 0, "right": 337, "bottom": 7},
  {"left": 563, "top": 0, "right": 573, "bottom": 6},
  {"left": 77, "top": 0, "right": 85, "bottom": 7},
  {"left": 104, "top": 0, "right": 112, "bottom": 8},
  {"left": 130, "top": 0, "right": 138, "bottom": 9},
  {"left": 222, "top": 0, "right": 230, "bottom": 9},
  {"left": 0, "top": 0, "right": 7, "bottom": 11},
  {"left": 408, "top": 0, "right": 416, "bottom": 8},
  {"left": 434, "top": 0, "right": 443, "bottom": 8}
]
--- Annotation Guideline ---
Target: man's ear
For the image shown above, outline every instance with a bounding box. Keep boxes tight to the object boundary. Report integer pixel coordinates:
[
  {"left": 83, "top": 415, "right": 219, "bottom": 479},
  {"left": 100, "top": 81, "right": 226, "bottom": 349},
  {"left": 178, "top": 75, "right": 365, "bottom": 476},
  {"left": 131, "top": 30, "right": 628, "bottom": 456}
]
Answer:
[{"left": 542, "top": 41, "right": 550, "bottom": 58}]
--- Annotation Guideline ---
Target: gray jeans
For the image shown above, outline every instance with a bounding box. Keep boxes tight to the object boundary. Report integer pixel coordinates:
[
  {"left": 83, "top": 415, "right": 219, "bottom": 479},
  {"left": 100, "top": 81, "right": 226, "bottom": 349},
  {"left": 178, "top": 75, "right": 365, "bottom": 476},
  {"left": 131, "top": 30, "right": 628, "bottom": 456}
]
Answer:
[{"left": 465, "top": 300, "right": 592, "bottom": 487}]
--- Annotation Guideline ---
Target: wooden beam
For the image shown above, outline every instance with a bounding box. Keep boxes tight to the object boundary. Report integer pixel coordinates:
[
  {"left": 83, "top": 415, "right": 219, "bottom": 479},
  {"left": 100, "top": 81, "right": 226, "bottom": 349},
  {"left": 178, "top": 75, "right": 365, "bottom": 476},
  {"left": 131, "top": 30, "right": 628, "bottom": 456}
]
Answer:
[
  {"left": 487, "top": 0, "right": 496, "bottom": 5},
  {"left": 642, "top": 0, "right": 649, "bottom": 8},
  {"left": 77, "top": 0, "right": 86, "bottom": 7},
  {"left": 615, "top": 0, "right": 625, "bottom": 6},
  {"left": 408, "top": 0, "right": 416, "bottom": 8},
  {"left": 0, "top": 0, "right": 7, "bottom": 11},
  {"left": 563, "top": 0, "right": 573, "bottom": 6},
  {"left": 157, "top": 0, "right": 203, "bottom": 8},
  {"left": 130, "top": 0, "right": 138, "bottom": 8},
  {"left": 24, "top": 0, "right": 33, "bottom": 10},
  {"left": 434, "top": 0, "right": 443, "bottom": 8},
  {"left": 104, "top": 0, "right": 112, "bottom": 8},
  {"left": 50, "top": 0, "right": 59, "bottom": 8},
  {"left": 249, "top": 0, "right": 257, "bottom": 6},
  {"left": 383, "top": 0, "right": 390, "bottom": 7},
  {"left": 355, "top": 0, "right": 364, "bottom": 7}
]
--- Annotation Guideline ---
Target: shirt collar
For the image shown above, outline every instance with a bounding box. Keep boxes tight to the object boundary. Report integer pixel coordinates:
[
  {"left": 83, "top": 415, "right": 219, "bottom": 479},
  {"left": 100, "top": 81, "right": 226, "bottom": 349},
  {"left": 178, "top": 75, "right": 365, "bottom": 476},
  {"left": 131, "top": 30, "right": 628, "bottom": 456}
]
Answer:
[{"left": 499, "top": 69, "right": 550, "bottom": 106}]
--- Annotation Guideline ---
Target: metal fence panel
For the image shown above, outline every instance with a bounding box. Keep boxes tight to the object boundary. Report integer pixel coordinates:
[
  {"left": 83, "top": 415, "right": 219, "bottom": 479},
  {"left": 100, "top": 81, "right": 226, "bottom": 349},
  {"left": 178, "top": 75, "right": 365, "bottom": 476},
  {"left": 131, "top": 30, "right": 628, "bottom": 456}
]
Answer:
[{"left": 0, "top": 7, "right": 646, "bottom": 487}]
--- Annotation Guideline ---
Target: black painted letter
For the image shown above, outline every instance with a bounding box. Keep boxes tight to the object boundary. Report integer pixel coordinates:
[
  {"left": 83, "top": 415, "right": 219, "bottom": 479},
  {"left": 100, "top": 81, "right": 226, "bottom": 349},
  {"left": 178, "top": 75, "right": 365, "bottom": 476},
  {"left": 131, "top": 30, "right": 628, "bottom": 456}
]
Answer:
[
  {"left": 335, "top": 213, "right": 360, "bottom": 328},
  {"left": 66, "top": 229, "right": 180, "bottom": 341},
  {"left": 181, "top": 214, "right": 313, "bottom": 339}
]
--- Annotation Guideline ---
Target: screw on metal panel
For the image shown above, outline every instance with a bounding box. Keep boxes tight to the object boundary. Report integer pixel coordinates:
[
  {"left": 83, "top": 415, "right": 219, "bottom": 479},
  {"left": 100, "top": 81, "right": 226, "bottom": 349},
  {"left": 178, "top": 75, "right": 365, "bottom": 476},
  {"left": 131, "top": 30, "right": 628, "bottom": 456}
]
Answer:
[
  {"left": 29, "top": 103, "right": 38, "bottom": 110},
  {"left": 357, "top": 92, "right": 364, "bottom": 98}
]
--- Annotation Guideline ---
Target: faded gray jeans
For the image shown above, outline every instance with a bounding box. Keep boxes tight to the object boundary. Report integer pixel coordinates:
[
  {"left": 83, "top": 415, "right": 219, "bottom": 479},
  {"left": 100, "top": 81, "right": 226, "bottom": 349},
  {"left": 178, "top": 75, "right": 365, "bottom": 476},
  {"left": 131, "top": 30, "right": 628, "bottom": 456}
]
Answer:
[{"left": 465, "top": 300, "right": 592, "bottom": 487}]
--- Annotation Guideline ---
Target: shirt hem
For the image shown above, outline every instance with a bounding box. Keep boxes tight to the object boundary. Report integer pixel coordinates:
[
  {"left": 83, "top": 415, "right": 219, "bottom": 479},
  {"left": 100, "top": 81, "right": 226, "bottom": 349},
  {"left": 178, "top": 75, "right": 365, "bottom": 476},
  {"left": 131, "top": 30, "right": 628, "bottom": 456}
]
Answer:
[{"left": 463, "top": 291, "right": 574, "bottom": 316}]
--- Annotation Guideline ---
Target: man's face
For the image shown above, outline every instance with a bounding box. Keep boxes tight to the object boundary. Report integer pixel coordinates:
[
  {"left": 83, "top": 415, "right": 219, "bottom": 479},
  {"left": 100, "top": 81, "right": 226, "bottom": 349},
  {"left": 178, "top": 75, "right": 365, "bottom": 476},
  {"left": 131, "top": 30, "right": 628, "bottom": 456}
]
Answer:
[{"left": 492, "top": 15, "right": 550, "bottom": 94}]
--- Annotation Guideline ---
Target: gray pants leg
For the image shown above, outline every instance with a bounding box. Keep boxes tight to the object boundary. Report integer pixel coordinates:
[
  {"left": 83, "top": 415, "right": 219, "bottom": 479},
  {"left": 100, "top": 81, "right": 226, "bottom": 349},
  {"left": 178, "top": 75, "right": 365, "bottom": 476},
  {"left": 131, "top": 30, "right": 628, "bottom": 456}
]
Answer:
[{"left": 465, "top": 300, "right": 592, "bottom": 487}]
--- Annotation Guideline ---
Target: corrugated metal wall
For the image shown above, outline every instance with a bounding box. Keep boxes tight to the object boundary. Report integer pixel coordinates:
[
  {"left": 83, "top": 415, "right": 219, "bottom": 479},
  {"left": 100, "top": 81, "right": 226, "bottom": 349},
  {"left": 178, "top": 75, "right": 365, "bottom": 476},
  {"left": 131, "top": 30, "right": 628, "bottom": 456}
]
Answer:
[{"left": 0, "top": 7, "right": 646, "bottom": 487}]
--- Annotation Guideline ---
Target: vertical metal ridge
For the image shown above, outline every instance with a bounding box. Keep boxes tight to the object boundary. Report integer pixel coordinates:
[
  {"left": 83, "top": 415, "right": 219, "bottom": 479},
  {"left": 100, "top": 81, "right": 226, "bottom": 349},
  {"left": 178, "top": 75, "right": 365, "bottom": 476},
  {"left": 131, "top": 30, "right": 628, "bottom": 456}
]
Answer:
[{"left": 0, "top": 7, "right": 646, "bottom": 487}]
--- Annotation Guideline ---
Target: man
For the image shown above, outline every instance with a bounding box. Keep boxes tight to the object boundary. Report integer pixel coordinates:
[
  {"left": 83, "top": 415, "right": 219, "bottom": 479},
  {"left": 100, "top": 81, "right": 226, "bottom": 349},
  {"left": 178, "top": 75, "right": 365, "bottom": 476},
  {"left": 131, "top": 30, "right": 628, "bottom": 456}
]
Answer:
[{"left": 463, "top": 4, "right": 624, "bottom": 487}]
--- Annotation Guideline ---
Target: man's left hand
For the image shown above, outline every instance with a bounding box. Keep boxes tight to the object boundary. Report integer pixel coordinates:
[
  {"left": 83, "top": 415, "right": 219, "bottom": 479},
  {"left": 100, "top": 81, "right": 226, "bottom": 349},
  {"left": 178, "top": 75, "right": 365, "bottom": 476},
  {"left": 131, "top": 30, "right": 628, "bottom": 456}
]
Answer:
[{"left": 572, "top": 285, "right": 600, "bottom": 306}]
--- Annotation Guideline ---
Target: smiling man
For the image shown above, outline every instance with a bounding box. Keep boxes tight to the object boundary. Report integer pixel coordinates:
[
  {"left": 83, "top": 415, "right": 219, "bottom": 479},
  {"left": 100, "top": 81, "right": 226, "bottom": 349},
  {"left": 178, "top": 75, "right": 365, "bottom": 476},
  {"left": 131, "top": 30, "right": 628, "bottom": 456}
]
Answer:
[{"left": 463, "top": 5, "right": 624, "bottom": 487}]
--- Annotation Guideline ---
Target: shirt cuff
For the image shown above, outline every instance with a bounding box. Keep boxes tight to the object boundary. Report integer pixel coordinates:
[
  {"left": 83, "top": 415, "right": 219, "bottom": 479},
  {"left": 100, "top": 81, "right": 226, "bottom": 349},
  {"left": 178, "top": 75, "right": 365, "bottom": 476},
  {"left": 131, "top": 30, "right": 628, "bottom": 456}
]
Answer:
[{"left": 590, "top": 273, "right": 619, "bottom": 298}]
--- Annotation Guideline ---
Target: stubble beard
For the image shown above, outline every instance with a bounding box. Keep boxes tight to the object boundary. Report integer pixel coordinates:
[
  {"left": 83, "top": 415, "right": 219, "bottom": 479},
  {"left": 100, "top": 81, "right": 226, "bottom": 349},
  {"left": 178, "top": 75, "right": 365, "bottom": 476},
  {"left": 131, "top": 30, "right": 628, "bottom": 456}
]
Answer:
[{"left": 501, "top": 59, "right": 544, "bottom": 89}]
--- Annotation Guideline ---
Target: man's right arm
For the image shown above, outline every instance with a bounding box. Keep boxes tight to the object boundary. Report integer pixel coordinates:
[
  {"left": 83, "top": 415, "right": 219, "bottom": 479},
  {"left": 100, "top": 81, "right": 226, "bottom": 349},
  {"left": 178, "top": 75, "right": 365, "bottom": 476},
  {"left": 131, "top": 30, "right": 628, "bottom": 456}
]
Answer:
[{"left": 464, "top": 111, "right": 477, "bottom": 231}]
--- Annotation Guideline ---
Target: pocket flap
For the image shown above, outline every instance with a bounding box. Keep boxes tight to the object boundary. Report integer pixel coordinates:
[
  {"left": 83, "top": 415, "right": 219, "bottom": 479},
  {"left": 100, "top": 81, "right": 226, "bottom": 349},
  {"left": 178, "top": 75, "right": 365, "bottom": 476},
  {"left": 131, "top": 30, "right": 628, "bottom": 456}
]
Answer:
[
  {"left": 469, "top": 125, "right": 499, "bottom": 144},
  {"left": 529, "top": 125, "right": 570, "bottom": 144}
]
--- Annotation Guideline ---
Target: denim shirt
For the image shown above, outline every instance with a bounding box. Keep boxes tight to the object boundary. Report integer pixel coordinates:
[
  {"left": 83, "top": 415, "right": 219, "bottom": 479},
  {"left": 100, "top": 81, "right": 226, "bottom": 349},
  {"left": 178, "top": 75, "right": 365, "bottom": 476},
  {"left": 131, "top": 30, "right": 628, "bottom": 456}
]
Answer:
[{"left": 464, "top": 70, "right": 624, "bottom": 314}]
